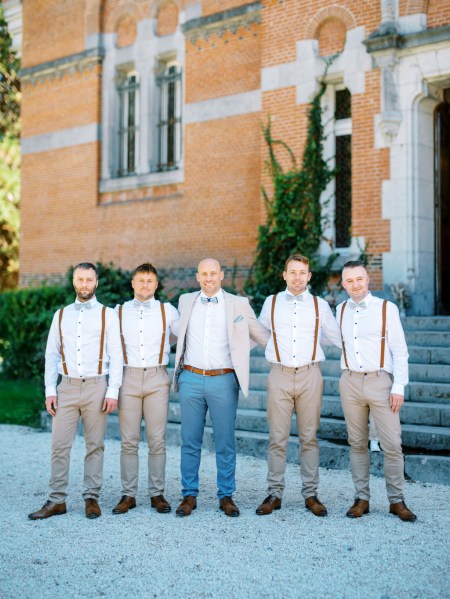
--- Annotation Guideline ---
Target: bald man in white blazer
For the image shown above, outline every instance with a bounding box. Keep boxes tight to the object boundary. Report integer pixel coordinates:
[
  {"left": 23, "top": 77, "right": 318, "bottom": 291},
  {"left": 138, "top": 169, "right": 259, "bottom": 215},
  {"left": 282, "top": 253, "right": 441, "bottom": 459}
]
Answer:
[{"left": 173, "top": 258, "right": 270, "bottom": 517}]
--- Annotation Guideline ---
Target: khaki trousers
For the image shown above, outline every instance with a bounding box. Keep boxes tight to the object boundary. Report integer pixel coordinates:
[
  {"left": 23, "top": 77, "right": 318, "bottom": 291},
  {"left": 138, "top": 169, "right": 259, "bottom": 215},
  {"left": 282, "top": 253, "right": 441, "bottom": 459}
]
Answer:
[
  {"left": 50, "top": 376, "right": 108, "bottom": 503},
  {"left": 339, "top": 369, "right": 404, "bottom": 503},
  {"left": 266, "top": 363, "right": 323, "bottom": 499},
  {"left": 118, "top": 366, "right": 170, "bottom": 497}
]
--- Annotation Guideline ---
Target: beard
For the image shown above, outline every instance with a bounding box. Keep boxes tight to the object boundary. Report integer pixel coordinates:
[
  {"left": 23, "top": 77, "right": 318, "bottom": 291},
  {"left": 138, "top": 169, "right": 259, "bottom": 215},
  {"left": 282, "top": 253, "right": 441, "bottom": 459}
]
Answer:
[{"left": 75, "top": 288, "right": 96, "bottom": 302}]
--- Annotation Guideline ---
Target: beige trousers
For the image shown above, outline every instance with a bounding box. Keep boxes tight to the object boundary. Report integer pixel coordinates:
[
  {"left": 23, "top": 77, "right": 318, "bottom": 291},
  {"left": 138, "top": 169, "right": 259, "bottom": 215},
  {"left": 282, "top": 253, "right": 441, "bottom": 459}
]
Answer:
[
  {"left": 266, "top": 363, "right": 323, "bottom": 499},
  {"left": 339, "top": 369, "right": 404, "bottom": 503},
  {"left": 118, "top": 366, "right": 170, "bottom": 497},
  {"left": 50, "top": 376, "right": 108, "bottom": 503}
]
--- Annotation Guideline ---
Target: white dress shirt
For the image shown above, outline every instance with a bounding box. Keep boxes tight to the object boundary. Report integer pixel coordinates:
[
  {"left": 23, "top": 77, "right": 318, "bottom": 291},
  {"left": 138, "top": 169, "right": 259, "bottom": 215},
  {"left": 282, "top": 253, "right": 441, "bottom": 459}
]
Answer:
[
  {"left": 259, "top": 288, "right": 342, "bottom": 367},
  {"left": 184, "top": 290, "right": 233, "bottom": 370},
  {"left": 336, "top": 292, "right": 409, "bottom": 396},
  {"left": 45, "top": 297, "right": 123, "bottom": 399},
  {"left": 115, "top": 298, "right": 179, "bottom": 367}
]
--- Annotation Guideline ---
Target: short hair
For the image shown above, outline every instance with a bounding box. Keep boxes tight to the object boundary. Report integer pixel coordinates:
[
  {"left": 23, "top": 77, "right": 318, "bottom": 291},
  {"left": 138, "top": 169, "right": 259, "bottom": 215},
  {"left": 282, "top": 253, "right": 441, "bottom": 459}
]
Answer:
[
  {"left": 132, "top": 263, "right": 158, "bottom": 279},
  {"left": 73, "top": 262, "right": 98, "bottom": 278},
  {"left": 284, "top": 254, "right": 310, "bottom": 271},
  {"left": 342, "top": 260, "right": 365, "bottom": 271}
]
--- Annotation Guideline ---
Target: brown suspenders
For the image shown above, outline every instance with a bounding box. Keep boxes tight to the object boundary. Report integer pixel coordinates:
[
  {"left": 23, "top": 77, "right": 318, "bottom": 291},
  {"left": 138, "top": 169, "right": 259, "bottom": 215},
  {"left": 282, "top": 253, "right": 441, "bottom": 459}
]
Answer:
[
  {"left": 58, "top": 308, "right": 68, "bottom": 375},
  {"left": 58, "top": 305, "right": 106, "bottom": 376},
  {"left": 339, "top": 299, "right": 388, "bottom": 369},
  {"left": 118, "top": 304, "right": 128, "bottom": 365},
  {"left": 118, "top": 301, "right": 167, "bottom": 366},
  {"left": 271, "top": 293, "right": 320, "bottom": 364}
]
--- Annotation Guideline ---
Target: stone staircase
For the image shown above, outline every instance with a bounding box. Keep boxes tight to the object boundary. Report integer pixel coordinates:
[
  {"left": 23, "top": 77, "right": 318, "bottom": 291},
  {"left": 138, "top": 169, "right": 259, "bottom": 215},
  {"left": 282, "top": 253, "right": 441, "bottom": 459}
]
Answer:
[
  {"left": 164, "top": 316, "right": 450, "bottom": 485},
  {"left": 42, "top": 317, "right": 450, "bottom": 485}
]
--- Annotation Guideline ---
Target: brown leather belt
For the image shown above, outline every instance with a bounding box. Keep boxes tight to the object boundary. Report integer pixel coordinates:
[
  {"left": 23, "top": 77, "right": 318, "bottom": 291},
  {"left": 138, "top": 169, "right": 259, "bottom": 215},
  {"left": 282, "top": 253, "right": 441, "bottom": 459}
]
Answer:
[{"left": 184, "top": 365, "right": 235, "bottom": 377}]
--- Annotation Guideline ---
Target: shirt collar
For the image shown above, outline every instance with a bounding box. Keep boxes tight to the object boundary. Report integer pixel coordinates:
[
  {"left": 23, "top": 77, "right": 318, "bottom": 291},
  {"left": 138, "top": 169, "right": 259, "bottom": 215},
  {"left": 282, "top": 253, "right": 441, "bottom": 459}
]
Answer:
[
  {"left": 348, "top": 292, "right": 372, "bottom": 308},
  {"left": 74, "top": 296, "right": 97, "bottom": 309},
  {"left": 200, "top": 290, "right": 223, "bottom": 303},
  {"left": 285, "top": 288, "right": 310, "bottom": 301}
]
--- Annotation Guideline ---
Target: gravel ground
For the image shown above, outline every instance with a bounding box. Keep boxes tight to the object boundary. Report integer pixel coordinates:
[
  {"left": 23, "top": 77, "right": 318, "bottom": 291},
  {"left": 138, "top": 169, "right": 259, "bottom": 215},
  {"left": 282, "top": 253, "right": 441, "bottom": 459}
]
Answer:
[{"left": 1, "top": 425, "right": 449, "bottom": 599}]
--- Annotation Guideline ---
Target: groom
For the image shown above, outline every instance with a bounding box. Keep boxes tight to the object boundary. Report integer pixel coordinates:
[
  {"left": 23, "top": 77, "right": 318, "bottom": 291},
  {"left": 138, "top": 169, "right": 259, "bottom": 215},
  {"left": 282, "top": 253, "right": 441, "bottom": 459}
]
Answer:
[{"left": 173, "top": 258, "right": 270, "bottom": 517}]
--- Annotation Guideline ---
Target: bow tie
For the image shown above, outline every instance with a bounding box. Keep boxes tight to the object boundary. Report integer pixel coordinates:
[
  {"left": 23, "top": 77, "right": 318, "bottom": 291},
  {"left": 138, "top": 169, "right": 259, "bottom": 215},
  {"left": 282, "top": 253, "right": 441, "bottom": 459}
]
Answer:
[
  {"left": 286, "top": 294, "right": 303, "bottom": 302},
  {"left": 133, "top": 299, "right": 152, "bottom": 310},
  {"left": 75, "top": 302, "right": 92, "bottom": 310},
  {"left": 349, "top": 301, "right": 367, "bottom": 310},
  {"left": 201, "top": 296, "right": 219, "bottom": 304}
]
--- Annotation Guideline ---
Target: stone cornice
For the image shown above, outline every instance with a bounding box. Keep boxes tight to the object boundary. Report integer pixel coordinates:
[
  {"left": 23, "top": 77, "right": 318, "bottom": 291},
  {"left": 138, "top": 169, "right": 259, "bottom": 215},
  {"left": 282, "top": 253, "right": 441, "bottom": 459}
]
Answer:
[
  {"left": 21, "top": 47, "right": 105, "bottom": 84},
  {"left": 182, "top": 1, "right": 261, "bottom": 43},
  {"left": 364, "top": 24, "right": 450, "bottom": 54}
]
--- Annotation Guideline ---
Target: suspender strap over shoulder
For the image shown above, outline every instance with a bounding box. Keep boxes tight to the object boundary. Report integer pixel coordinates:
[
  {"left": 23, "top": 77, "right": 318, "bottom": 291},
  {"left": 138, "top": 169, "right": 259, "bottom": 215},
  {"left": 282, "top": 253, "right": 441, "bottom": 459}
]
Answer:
[
  {"left": 271, "top": 294, "right": 281, "bottom": 364},
  {"left": 339, "top": 301, "right": 349, "bottom": 369},
  {"left": 158, "top": 302, "right": 167, "bottom": 366},
  {"left": 380, "top": 299, "right": 387, "bottom": 369},
  {"left": 311, "top": 295, "right": 319, "bottom": 362},
  {"left": 118, "top": 305, "right": 128, "bottom": 365},
  {"left": 271, "top": 293, "right": 320, "bottom": 364},
  {"left": 98, "top": 306, "right": 106, "bottom": 375},
  {"left": 58, "top": 307, "right": 69, "bottom": 376}
]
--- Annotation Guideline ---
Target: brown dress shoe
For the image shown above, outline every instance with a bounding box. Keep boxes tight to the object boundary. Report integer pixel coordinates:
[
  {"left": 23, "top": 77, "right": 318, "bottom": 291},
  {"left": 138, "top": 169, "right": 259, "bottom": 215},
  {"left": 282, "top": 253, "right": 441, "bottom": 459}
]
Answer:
[
  {"left": 85, "top": 498, "right": 101, "bottom": 519},
  {"left": 256, "top": 494, "right": 282, "bottom": 515},
  {"left": 28, "top": 500, "right": 67, "bottom": 520},
  {"left": 305, "top": 496, "right": 328, "bottom": 517},
  {"left": 176, "top": 495, "right": 197, "bottom": 517},
  {"left": 112, "top": 495, "right": 136, "bottom": 515},
  {"left": 390, "top": 501, "right": 417, "bottom": 522},
  {"left": 346, "top": 498, "right": 370, "bottom": 518},
  {"left": 151, "top": 494, "right": 171, "bottom": 513},
  {"left": 220, "top": 496, "right": 240, "bottom": 517}
]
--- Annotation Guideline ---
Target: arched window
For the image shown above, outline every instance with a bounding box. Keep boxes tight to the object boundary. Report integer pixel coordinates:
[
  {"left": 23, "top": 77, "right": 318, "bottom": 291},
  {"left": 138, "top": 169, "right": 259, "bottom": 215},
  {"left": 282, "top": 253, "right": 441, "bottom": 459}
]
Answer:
[
  {"left": 117, "top": 71, "right": 139, "bottom": 176},
  {"left": 156, "top": 61, "right": 182, "bottom": 172}
]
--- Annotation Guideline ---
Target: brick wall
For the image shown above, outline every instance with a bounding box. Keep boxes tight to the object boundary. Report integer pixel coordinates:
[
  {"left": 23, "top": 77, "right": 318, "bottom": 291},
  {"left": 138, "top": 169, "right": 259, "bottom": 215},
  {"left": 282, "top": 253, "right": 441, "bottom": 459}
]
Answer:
[{"left": 157, "top": 2, "right": 179, "bottom": 36}]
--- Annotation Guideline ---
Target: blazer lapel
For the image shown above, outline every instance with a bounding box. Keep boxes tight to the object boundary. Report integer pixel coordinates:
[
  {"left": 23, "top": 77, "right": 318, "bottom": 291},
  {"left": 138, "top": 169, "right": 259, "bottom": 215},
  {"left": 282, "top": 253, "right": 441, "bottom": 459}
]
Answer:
[{"left": 223, "top": 291, "right": 235, "bottom": 345}]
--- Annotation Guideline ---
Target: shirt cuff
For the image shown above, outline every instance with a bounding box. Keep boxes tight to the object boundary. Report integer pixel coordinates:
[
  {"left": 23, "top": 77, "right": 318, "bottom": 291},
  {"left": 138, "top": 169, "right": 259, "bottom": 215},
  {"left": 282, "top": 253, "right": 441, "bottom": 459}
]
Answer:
[
  {"left": 46, "top": 386, "right": 57, "bottom": 397},
  {"left": 106, "top": 386, "right": 119, "bottom": 400},
  {"left": 391, "top": 383, "right": 405, "bottom": 396}
]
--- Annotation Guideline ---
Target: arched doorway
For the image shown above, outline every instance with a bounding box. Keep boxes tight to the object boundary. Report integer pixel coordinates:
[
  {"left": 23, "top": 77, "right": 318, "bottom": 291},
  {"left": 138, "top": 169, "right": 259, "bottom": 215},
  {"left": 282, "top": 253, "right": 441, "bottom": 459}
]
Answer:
[{"left": 435, "top": 91, "right": 450, "bottom": 314}]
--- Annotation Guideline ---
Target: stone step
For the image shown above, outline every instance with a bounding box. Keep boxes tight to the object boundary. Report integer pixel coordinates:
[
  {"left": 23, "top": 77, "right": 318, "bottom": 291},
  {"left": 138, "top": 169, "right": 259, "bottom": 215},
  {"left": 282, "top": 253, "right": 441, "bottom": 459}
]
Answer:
[
  {"left": 40, "top": 413, "right": 450, "bottom": 485},
  {"left": 167, "top": 403, "right": 450, "bottom": 451},
  {"left": 404, "top": 330, "right": 450, "bottom": 347},
  {"left": 249, "top": 356, "right": 450, "bottom": 383},
  {"left": 323, "top": 344, "right": 450, "bottom": 366},
  {"left": 401, "top": 316, "right": 450, "bottom": 331},
  {"left": 168, "top": 390, "right": 450, "bottom": 427}
]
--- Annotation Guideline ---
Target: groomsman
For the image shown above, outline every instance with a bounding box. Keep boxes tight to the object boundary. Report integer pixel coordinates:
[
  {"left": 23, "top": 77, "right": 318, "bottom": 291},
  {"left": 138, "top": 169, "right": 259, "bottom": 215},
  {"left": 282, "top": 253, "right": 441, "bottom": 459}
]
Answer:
[
  {"left": 255, "top": 254, "right": 342, "bottom": 517},
  {"left": 173, "top": 258, "right": 270, "bottom": 517},
  {"left": 29, "top": 263, "right": 123, "bottom": 520},
  {"left": 337, "top": 260, "right": 416, "bottom": 521},
  {"left": 112, "top": 263, "right": 179, "bottom": 515}
]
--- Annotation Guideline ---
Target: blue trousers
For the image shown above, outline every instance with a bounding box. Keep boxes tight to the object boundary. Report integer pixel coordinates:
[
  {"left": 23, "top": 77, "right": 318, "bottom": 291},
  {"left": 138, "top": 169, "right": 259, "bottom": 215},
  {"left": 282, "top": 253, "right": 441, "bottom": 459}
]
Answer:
[{"left": 178, "top": 369, "right": 239, "bottom": 499}]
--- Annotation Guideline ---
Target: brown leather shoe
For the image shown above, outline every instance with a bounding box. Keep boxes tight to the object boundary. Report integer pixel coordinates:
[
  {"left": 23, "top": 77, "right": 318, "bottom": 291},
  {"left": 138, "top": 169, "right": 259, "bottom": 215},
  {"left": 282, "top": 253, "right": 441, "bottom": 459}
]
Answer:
[
  {"left": 305, "top": 495, "right": 328, "bottom": 517},
  {"left": 390, "top": 501, "right": 417, "bottom": 522},
  {"left": 220, "top": 496, "right": 240, "bottom": 517},
  {"left": 256, "top": 494, "right": 281, "bottom": 515},
  {"left": 346, "top": 498, "right": 370, "bottom": 518},
  {"left": 112, "top": 495, "right": 136, "bottom": 515},
  {"left": 176, "top": 495, "right": 197, "bottom": 517},
  {"left": 28, "top": 500, "right": 67, "bottom": 520},
  {"left": 151, "top": 494, "right": 171, "bottom": 513},
  {"left": 85, "top": 498, "right": 101, "bottom": 519}
]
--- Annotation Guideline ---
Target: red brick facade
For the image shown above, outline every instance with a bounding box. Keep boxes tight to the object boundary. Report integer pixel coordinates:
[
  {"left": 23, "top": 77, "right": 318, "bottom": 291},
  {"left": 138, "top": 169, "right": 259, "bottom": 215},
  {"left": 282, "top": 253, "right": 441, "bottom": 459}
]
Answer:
[{"left": 12, "top": 1, "right": 450, "bottom": 311}]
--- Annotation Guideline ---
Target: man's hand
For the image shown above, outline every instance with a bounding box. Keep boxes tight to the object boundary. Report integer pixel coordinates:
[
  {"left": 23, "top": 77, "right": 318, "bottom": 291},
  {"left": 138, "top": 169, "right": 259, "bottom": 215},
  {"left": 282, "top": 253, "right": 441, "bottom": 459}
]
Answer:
[
  {"left": 390, "top": 393, "right": 404, "bottom": 414},
  {"left": 45, "top": 395, "right": 58, "bottom": 417},
  {"left": 102, "top": 397, "right": 118, "bottom": 414}
]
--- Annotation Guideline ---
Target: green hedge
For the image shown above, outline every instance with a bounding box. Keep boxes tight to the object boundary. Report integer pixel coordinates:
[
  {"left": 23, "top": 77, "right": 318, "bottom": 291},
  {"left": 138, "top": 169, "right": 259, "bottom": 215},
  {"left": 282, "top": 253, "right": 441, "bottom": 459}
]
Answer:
[{"left": 0, "top": 262, "right": 167, "bottom": 381}]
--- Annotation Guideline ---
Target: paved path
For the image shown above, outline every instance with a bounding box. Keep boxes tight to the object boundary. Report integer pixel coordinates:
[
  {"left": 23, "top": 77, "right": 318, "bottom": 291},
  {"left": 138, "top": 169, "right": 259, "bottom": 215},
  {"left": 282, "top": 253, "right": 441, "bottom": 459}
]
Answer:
[{"left": 1, "top": 425, "right": 449, "bottom": 599}]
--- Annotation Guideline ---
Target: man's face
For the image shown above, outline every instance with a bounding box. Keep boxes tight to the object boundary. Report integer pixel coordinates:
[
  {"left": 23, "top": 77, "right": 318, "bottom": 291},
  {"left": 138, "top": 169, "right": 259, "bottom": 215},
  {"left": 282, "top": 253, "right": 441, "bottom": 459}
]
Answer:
[
  {"left": 196, "top": 258, "right": 224, "bottom": 297},
  {"left": 341, "top": 266, "right": 370, "bottom": 302},
  {"left": 132, "top": 271, "right": 158, "bottom": 302},
  {"left": 73, "top": 268, "right": 98, "bottom": 302},
  {"left": 283, "top": 260, "right": 312, "bottom": 296}
]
